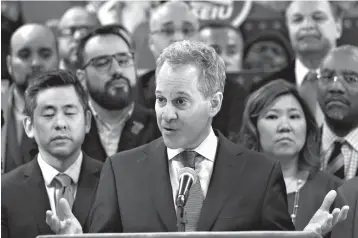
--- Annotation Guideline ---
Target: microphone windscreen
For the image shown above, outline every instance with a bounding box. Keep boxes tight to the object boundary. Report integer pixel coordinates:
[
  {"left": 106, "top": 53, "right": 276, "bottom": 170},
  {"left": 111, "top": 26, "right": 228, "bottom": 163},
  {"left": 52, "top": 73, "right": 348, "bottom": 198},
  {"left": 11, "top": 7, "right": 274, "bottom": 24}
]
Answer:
[{"left": 178, "top": 167, "right": 198, "bottom": 184}]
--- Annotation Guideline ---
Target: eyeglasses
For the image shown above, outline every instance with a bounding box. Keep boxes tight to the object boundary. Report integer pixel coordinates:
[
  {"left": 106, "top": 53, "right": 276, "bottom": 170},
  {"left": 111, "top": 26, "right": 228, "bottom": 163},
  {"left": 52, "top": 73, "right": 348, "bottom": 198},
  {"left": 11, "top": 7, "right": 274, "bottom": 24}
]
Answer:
[
  {"left": 59, "top": 26, "right": 94, "bottom": 38},
  {"left": 317, "top": 71, "right": 358, "bottom": 85},
  {"left": 151, "top": 25, "right": 197, "bottom": 37},
  {"left": 83, "top": 52, "right": 135, "bottom": 72}
]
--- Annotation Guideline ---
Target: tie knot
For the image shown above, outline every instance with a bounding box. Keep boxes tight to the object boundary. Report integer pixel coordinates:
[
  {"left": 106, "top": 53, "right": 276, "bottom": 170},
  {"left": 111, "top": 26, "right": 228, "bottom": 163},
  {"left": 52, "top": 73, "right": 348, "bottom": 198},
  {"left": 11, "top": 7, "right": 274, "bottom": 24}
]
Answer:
[
  {"left": 54, "top": 173, "right": 72, "bottom": 188},
  {"left": 180, "top": 151, "right": 198, "bottom": 169}
]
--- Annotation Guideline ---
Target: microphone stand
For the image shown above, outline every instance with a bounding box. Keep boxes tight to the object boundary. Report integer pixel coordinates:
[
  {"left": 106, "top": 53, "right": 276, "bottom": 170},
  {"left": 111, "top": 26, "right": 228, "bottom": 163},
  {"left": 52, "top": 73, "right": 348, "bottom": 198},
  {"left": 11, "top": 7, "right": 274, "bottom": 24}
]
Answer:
[{"left": 176, "top": 195, "right": 186, "bottom": 232}]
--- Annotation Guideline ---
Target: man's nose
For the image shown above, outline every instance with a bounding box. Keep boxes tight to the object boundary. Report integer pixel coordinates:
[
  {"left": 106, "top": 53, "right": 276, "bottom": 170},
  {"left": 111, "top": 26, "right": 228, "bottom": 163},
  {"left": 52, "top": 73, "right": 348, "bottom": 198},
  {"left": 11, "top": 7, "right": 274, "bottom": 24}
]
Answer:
[
  {"left": 162, "top": 104, "right": 178, "bottom": 122},
  {"left": 54, "top": 114, "right": 68, "bottom": 130},
  {"left": 171, "top": 30, "right": 185, "bottom": 42}
]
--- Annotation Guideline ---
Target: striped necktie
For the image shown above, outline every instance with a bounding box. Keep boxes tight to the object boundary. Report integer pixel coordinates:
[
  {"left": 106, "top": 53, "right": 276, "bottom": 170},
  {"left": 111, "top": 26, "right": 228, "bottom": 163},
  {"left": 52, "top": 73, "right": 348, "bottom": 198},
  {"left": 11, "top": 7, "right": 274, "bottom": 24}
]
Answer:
[
  {"left": 327, "top": 141, "right": 345, "bottom": 179},
  {"left": 180, "top": 151, "right": 204, "bottom": 231},
  {"left": 53, "top": 173, "right": 74, "bottom": 221}
]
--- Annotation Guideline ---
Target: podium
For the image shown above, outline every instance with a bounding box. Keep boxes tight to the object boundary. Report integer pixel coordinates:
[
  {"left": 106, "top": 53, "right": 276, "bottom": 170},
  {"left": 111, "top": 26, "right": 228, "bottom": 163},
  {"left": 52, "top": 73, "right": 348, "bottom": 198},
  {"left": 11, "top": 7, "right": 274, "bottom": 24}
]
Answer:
[{"left": 37, "top": 231, "right": 321, "bottom": 238}]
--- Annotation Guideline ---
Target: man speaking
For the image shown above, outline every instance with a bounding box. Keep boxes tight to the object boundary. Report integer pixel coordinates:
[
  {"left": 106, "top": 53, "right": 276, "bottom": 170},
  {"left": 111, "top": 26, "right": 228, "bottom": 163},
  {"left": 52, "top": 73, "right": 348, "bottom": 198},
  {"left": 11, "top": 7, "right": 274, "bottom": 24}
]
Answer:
[{"left": 46, "top": 41, "right": 348, "bottom": 235}]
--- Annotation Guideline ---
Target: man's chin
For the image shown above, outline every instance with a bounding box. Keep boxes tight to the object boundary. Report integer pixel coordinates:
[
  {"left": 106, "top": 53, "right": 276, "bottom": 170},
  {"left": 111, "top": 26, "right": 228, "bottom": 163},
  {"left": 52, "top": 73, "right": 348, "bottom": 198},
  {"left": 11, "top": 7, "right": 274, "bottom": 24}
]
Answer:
[{"left": 325, "top": 109, "right": 347, "bottom": 121}]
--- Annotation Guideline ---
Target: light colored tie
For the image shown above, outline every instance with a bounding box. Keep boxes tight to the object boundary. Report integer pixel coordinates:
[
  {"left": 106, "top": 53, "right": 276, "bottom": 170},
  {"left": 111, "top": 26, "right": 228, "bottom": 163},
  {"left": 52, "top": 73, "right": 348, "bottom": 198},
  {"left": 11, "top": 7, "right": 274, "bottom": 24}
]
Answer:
[
  {"left": 298, "top": 71, "right": 324, "bottom": 126},
  {"left": 180, "top": 151, "right": 204, "bottom": 232},
  {"left": 54, "top": 173, "right": 74, "bottom": 221}
]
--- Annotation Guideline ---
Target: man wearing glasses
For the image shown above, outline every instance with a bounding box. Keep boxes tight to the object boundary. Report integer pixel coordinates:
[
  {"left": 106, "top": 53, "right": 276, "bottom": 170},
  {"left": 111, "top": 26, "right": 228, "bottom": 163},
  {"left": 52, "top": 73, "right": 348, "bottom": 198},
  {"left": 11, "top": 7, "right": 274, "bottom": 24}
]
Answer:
[
  {"left": 317, "top": 45, "right": 358, "bottom": 180},
  {"left": 58, "top": 6, "right": 99, "bottom": 74},
  {"left": 138, "top": 1, "right": 199, "bottom": 110},
  {"left": 76, "top": 25, "right": 161, "bottom": 162}
]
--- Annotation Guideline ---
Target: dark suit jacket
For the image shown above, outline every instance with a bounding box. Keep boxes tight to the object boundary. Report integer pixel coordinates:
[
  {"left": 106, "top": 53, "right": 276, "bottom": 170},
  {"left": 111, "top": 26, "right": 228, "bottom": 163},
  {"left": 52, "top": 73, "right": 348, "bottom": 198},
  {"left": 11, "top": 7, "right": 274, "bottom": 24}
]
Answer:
[
  {"left": 1, "top": 85, "right": 38, "bottom": 173},
  {"left": 331, "top": 177, "right": 358, "bottom": 238},
  {"left": 249, "top": 61, "right": 296, "bottom": 93},
  {"left": 138, "top": 70, "right": 248, "bottom": 139},
  {"left": 88, "top": 131, "right": 295, "bottom": 232},
  {"left": 1, "top": 154, "right": 103, "bottom": 238},
  {"left": 82, "top": 104, "right": 161, "bottom": 162}
]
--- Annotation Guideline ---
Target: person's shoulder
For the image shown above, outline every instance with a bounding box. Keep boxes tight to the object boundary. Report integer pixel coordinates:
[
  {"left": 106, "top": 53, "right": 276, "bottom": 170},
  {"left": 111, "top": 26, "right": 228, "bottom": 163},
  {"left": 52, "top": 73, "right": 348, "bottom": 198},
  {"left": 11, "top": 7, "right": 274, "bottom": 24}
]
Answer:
[
  {"left": 339, "top": 177, "right": 358, "bottom": 194},
  {"left": 249, "top": 61, "right": 296, "bottom": 93},
  {"left": 138, "top": 69, "right": 156, "bottom": 83},
  {"left": 108, "top": 137, "right": 163, "bottom": 165},
  {"left": 82, "top": 153, "right": 104, "bottom": 170},
  {"left": 309, "top": 170, "right": 343, "bottom": 188},
  {"left": 1, "top": 162, "right": 31, "bottom": 189}
]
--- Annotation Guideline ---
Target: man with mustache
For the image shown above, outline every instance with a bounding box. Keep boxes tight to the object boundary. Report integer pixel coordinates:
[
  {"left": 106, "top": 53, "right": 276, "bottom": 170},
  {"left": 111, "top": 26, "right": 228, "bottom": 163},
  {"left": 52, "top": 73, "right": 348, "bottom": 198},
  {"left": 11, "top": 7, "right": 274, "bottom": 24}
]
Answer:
[
  {"left": 58, "top": 6, "right": 99, "bottom": 75},
  {"left": 250, "top": 1, "right": 343, "bottom": 126},
  {"left": 317, "top": 45, "right": 358, "bottom": 180},
  {"left": 1, "top": 69, "right": 103, "bottom": 238},
  {"left": 2, "top": 24, "right": 59, "bottom": 173},
  {"left": 76, "top": 25, "right": 161, "bottom": 162}
]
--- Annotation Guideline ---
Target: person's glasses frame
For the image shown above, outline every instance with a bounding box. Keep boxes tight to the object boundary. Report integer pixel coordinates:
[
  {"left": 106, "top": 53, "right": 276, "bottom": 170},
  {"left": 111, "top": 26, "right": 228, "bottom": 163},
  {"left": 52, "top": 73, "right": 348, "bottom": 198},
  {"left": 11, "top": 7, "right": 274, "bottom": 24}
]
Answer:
[
  {"left": 317, "top": 71, "right": 358, "bottom": 86},
  {"left": 82, "top": 51, "right": 136, "bottom": 72}
]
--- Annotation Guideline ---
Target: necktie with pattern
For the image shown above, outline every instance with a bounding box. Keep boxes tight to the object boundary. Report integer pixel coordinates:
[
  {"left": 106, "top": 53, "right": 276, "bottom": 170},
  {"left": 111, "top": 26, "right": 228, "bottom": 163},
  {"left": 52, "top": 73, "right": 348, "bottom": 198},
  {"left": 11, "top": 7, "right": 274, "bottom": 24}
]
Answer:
[
  {"left": 180, "top": 150, "right": 204, "bottom": 231},
  {"left": 53, "top": 173, "right": 74, "bottom": 221}
]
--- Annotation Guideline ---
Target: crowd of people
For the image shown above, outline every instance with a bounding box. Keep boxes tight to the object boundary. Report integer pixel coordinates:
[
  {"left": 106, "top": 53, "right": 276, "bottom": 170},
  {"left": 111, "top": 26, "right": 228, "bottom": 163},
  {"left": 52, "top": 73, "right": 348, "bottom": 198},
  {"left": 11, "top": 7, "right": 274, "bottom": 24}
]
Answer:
[{"left": 1, "top": 1, "right": 357, "bottom": 238}]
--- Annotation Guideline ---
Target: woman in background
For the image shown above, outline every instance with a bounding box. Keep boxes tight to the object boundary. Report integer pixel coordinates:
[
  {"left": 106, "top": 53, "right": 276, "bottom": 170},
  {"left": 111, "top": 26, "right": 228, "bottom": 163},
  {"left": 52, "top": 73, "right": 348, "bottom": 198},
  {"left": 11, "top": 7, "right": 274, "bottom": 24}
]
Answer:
[{"left": 237, "top": 79, "right": 342, "bottom": 230}]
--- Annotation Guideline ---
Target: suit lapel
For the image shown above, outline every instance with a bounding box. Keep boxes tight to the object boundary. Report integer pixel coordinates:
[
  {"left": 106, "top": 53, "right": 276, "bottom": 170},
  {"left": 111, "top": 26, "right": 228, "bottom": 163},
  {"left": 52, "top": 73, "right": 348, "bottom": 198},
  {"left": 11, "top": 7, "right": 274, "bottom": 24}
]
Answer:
[
  {"left": 72, "top": 154, "right": 101, "bottom": 227},
  {"left": 144, "top": 138, "right": 177, "bottom": 232},
  {"left": 23, "top": 158, "right": 53, "bottom": 235},
  {"left": 197, "top": 133, "right": 246, "bottom": 231}
]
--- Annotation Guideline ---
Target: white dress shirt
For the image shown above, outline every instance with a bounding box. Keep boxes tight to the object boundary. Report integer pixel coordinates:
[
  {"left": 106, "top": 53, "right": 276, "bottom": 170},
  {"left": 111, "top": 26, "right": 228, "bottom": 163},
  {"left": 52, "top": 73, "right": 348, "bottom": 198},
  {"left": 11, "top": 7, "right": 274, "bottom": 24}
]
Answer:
[
  {"left": 295, "top": 59, "right": 324, "bottom": 126},
  {"left": 167, "top": 127, "right": 218, "bottom": 205},
  {"left": 37, "top": 152, "right": 83, "bottom": 215}
]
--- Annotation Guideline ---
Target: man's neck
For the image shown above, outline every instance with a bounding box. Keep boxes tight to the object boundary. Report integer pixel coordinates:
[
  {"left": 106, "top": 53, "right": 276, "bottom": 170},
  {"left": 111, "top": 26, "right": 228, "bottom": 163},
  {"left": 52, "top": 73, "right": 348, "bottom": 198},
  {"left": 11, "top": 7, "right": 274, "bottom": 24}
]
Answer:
[
  {"left": 39, "top": 149, "right": 80, "bottom": 172},
  {"left": 90, "top": 98, "right": 133, "bottom": 125},
  {"left": 13, "top": 86, "right": 25, "bottom": 112},
  {"left": 296, "top": 49, "right": 331, "bottom": 70}
]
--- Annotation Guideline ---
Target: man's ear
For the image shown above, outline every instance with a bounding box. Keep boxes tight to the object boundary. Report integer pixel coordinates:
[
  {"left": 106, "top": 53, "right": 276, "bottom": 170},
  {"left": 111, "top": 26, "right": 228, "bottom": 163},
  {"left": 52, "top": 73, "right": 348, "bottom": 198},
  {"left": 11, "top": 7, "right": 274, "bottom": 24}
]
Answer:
[
  {"left": 23, "top": 116, "right": 35, "bottom": 139},
  {"left": 76, "top": 69, "right": 87, "bottom": 91},
  {"left": 335, "top": 17, "right": 343, "bottom": 40},
  {"left": 84, "top": 109, "right": 92, "bottom": 134},
  {"left": 209, "top": 92, "right": 223, "bottom": 117},
  {"left": 7, "top": 55, "right": 13, "bottom": 77}
]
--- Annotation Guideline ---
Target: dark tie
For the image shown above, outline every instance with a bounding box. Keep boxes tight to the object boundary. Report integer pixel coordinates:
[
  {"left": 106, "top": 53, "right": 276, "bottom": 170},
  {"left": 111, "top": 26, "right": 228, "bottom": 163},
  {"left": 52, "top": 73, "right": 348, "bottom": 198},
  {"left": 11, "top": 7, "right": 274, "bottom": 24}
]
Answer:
[
  {"left": 327, "top": 141, "right": 345, "bottom": 179},
  {"left": 299, "top": 71, "right": 324, "bottom": 125},
  {"left": 180, "top": 151, "right": 204, "bottom": 231},
  {"left": 53, "top": 173, "right": 74, "bottom": 221}
]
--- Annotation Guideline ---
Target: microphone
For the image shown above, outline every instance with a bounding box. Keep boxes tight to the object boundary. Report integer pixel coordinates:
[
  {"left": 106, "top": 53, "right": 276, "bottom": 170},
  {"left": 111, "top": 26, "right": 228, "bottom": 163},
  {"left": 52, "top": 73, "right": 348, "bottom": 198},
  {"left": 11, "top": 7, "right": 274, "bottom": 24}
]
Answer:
[{"left": 176, "top": 167, "right": 198, "bottom": 208}]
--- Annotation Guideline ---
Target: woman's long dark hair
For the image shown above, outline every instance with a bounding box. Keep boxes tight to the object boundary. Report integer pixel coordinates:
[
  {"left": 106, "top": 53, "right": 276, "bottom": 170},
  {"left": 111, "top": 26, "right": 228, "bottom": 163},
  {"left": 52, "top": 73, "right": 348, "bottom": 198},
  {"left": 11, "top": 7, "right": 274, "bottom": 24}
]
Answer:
[{"left": 237, "top": 79, "right": 320, "bottom": 171}]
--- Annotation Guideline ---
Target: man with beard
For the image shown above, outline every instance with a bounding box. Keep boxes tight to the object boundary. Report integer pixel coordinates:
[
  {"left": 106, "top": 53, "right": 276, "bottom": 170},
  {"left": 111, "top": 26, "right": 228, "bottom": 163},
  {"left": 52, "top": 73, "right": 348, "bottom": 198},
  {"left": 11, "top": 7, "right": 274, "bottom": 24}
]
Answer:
[
  {"left": 317, "top": 45, "right": 358, "bottom": 180},
  {"left": 250, "top": 1, "right": 343, "bottom": 126},
  {"left": 1, "top": 24, "right": 60, "bottom": 173},
  {"left": 58, "top": 6, "right": 99, "bottom": 75},
  {"left": 76, "top": 25, "right": 161, "bottom": 162}
]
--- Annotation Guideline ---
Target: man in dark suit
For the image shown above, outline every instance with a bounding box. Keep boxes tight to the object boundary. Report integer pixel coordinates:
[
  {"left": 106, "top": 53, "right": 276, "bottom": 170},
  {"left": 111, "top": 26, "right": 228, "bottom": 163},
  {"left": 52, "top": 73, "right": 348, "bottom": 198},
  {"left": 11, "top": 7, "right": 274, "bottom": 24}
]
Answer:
[
  {"left": 1, "top": 70, "right": 103, "bottom": 238},
  {"left": 250, "top": 1, "right": 344, "bottom": 126},
  {"left": 331, "top": 177, "right": 358, "bottom": 238},
  {"left": 139, "top": 2, "right": 248, "bottom": 138},
  {"left": 47, "top": 41, "right": 348, "bottom": 235},
  {"left": 2, "top": 23, "right": 60, "bottom": 173},
  {"left": 76, "top": 25, "right": 161, "bottom": 162}
]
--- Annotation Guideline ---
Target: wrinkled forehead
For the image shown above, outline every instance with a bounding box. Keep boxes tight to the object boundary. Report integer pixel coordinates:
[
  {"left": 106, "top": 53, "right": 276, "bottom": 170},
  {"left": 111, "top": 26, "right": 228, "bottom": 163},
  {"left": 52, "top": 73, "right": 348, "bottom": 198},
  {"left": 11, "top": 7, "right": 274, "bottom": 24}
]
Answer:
[
  {"left": 321, "top": 51, "right": 358, "bottom": 73},
  {"left": 286, "top": 0, "right": 333, "bottom": 18},
  {"left": 59, "top": 9, "right": 97, "bottom": 28},
  {"left": 11, "top": 28, "right": 56, "bottom": 53},
  {"left": 151, "top": 4, "right": 198, "bottom": 29}
]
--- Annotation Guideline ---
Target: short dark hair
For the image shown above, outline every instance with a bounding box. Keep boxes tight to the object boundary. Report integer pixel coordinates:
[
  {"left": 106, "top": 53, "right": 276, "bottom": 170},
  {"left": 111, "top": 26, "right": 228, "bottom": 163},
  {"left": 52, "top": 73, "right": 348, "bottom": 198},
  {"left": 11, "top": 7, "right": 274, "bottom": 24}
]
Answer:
[
  {"left": 24, "top": 69, "right": 89, "bottom": 119},
  {"left": 77, "top": 24, "right": 133, "bottom": 67},
  {"left": 237, "top": 79, "right": 320, "bottom": 172}
]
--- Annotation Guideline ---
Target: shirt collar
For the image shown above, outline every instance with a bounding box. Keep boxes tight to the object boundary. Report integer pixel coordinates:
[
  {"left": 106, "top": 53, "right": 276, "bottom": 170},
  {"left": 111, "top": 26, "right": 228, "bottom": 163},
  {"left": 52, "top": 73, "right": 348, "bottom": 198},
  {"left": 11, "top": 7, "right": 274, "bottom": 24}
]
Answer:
[
  {"left": 167, "top": 127, "right": 218, "bottom": 162},
  {"left": 295, "top": 58, "right": 311, "bottom": 87},
  {"left": 37, "top": 151, "right": 83, "bottom": 187},
  {"left": 322, "top": 122, "right": 358, "bottom": 151}
]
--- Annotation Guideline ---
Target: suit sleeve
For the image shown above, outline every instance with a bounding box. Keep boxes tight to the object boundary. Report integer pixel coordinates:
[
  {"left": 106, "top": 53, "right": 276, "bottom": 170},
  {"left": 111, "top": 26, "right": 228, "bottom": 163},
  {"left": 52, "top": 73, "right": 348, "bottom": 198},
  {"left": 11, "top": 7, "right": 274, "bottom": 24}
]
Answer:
[
  {"left": 261, "top": 161, "right": 295, "bottom": 231},
  {"left": 1, "top": 201, "right": 9, "bottom": 238},
  {"left": 88, "top": 157, "right": 122, "bottom": 233}
]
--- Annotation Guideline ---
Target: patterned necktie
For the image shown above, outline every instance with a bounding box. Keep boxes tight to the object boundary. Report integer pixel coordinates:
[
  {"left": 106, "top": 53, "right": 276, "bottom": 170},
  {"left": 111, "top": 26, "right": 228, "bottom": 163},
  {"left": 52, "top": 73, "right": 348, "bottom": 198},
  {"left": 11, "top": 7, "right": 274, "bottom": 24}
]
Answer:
[
  {"left": 327, "top": 141, "right": 345, "bottom": 179},
  {"left": 53, "top": 173, "right": 74, "bottom": 221},
  {"left": 298, "top": 71, "right": 324, "bottom": 126},
  {"left": 180, "top": 151, "right": 204, "bottom": 231}
]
